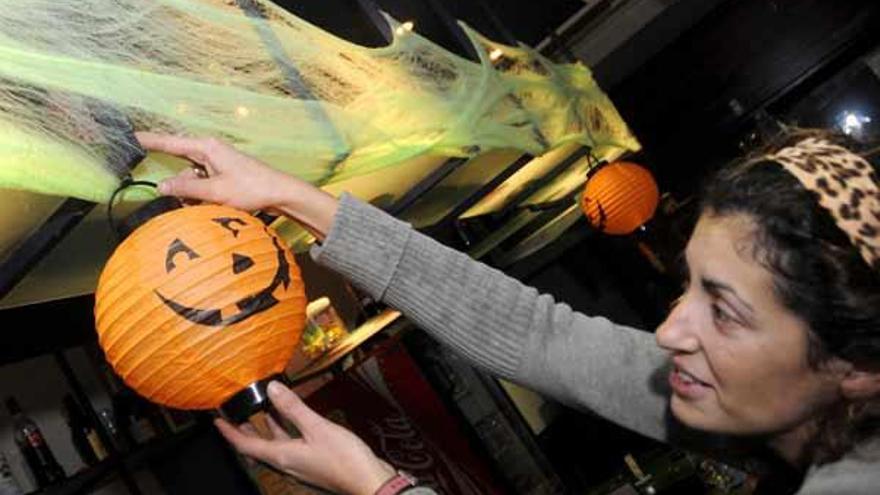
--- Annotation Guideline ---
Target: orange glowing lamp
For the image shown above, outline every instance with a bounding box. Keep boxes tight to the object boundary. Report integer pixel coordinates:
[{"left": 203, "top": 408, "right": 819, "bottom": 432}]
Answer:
[
  {"left": 94, "top": 198, "right": 306, "bottom": 414},
  {"left": 580, "top": 161, "right": 659, "bottom": 235}
]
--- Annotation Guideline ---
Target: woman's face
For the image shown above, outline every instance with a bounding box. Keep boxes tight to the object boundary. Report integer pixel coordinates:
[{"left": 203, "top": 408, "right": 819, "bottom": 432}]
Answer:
[{"left": 655, "top": 213, "right": 843, "bottom": 435}]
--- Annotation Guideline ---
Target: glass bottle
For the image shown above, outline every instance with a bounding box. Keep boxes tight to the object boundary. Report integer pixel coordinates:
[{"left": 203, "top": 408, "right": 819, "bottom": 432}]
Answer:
[
  {"left": 61, "top": 395, "right": 108, "bottom": 466},
  {"left": 4, "top": 397, "right": 65, "bottom": 487}
]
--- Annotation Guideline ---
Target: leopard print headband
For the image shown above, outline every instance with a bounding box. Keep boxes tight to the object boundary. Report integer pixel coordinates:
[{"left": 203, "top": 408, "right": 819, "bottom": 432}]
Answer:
[{"left": 764, "top": 137, "right": 880, "bottom": 269}]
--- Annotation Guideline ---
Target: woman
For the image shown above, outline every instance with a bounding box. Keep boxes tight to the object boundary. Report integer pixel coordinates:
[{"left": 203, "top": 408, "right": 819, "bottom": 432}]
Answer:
[{"left": 135, "top": 130, "right": 880, "bottom": 494}]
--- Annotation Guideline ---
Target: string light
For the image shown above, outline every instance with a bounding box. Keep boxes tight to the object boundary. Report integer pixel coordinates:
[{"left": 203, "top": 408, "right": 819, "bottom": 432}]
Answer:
[
  {"left": 395, "top": 21, "right": 414, "bottom": 36},
  {"left": 235, "top": 105, "right": 250, "bottom": 118},
  {"left": 489, "top": 48, "right": 503, "bottom": 62},
  {"left": 838, "top": 110, "right": 871, "bottom": 136}
]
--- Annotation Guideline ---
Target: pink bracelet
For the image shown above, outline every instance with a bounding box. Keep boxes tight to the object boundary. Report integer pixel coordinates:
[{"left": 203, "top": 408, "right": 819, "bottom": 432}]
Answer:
[{"left": 374, "top": 470, "right": 418, "bottom": 495}]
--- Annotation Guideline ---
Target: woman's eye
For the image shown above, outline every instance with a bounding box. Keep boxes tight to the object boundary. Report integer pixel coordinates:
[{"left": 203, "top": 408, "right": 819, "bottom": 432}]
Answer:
[{"left": 711, "top": 303, "right": 733, "bottom": 324}]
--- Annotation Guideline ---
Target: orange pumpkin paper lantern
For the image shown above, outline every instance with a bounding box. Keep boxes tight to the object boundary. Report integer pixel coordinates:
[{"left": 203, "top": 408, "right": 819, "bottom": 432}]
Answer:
[
  {"left": 95, "top": 201, "right": 306, "bottom": 411},
  {"left": 580, "top": 161, "right": 659, "bottom": 235}
]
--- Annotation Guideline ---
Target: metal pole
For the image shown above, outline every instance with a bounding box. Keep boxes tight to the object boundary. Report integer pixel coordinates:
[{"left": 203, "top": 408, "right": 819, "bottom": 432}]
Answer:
[
  {"left": 437, "top": 153, "right": 534, "bottom": 226},
  {"left": 388, "top": 157, "right": 470, "bottom": 216},
  {"left": 496, "top": 146, "right": 591, "bottom": 218},
  {"left": 473, "top": 0, "right": 519, "bottom": 45},
  {"left": 353, "top": 0, "right": 393, "bottom": 43},
  {"left": 422, "top": 0, "right": 479, "bottom": 59}
]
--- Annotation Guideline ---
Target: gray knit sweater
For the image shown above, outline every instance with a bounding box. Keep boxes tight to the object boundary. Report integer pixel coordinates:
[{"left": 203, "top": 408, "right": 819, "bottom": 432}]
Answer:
[{"left": 311, "top": 193, "right": 880, "bottom": 494}]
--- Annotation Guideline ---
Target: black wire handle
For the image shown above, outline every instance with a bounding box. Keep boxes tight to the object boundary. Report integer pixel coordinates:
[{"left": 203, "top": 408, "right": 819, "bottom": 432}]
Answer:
[
  {"left": 584, "top": 149, "right": 608, "bottom": 179},
  {"left": 107, "top": 177, "right": 159, "bottom": 242},
  {"left": 582, "top": 150, "right": 609, "bottom": 232}
]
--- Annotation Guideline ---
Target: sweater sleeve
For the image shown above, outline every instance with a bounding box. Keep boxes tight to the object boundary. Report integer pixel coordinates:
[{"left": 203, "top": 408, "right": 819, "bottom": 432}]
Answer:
[{"left": 311, "top": 193, "right": 672, "bottom": 441}]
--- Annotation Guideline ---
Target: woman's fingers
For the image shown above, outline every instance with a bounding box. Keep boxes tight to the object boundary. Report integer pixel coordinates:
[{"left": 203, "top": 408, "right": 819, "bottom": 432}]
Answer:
[
  {"left": 215, "top": 418, "right": 310, "bottom": 472},
  {"left": 215, "top": 418, "right": 278, "bottom": 461},
  {"left": 239, "top": 423, "right": 259, "bottom": 438},
  {"left": 135, "top": 132, "right": 212, "bottom": 163},
  {"left": 158, "top": 172, "right": 221, "bottom": 202},
  {"left": 266, "top": 381, "right": 324, "bottom": 436},
  {"left": 266, "top": 414, "right": 292, "bottom": 440}
]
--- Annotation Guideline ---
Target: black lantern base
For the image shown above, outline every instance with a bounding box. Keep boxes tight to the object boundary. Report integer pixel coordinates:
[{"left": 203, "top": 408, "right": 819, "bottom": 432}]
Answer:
[{"left": 218, "top": 374, "right": 288, "bottom": 424}]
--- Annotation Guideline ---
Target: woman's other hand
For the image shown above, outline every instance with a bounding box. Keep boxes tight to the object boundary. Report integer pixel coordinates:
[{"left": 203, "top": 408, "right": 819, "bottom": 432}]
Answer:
[{"left": 215, "top": 381, "right": 396, "bottom": 495}]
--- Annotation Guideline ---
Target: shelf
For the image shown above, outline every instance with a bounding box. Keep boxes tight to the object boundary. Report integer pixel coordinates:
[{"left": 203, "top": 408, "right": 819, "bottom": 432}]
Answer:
[
  {"left": 287, "top": 308, "right": 403, "bottom": 383},
  {"left": 27, "top": 423, "right": 208, "bottom": 495},
  {"left": 29, "top": 458, "right": 117, "bottom": 495}
]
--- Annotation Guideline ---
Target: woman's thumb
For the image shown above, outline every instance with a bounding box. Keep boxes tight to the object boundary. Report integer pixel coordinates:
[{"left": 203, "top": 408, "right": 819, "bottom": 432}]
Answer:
[{"left": 267, "top": 381, "right": 323, "bottom": 434}]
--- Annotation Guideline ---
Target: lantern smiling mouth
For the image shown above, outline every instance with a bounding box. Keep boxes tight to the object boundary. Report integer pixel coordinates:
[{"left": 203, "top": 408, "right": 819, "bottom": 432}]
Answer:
[{"left": 155, "top": 226, "right": 292, "bottom": 327}]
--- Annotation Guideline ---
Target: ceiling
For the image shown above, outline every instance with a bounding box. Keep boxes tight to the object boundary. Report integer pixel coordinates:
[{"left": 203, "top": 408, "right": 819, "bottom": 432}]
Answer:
[{"left": 0, "top": 0, "right": 652, "bottom": 309}]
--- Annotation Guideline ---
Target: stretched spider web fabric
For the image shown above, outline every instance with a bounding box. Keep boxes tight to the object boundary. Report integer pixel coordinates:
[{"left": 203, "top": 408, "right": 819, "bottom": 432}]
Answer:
[{"left": 0, "top": 0, "right": 639, "bottom": 204}]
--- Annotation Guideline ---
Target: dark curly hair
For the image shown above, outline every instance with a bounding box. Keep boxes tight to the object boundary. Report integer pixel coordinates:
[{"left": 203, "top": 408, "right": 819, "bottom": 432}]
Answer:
[{"left": 699, "top": 129, "right": 880, "bottom": 465}]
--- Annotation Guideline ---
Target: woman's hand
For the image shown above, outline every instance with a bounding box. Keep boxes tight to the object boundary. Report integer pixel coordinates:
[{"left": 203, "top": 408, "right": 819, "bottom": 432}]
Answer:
[
  {"left": 136, "top": 132, "right": 338, "bottom": 241},
  {"left": 216, "top": 381, "right": 396, "bottom": 495}
]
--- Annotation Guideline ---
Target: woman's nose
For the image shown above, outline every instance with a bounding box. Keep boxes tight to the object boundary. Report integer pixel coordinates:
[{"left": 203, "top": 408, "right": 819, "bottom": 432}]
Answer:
[{"left": 656, "top": 295, "right": 701, "bottom": 353}]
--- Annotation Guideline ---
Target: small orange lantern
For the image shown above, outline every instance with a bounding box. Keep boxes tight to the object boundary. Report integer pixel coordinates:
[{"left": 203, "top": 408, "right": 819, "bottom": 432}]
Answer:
[
  {"left": 580, "top": 161, "right": 659, "bottom": 235},
  {"left": 95, "top": 200, "right": 306, "bottom": 411}
]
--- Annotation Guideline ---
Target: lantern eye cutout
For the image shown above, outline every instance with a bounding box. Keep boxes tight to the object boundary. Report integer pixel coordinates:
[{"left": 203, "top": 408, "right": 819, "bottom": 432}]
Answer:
[
  {"left": 232, "top": 253, "right": 255, "bottom": 274},
  {"left": 165, "top": 238, "right": 200, "bottom": 273},
  {"left": 213, "top": 216, "right": 247, "bottom": 237}
]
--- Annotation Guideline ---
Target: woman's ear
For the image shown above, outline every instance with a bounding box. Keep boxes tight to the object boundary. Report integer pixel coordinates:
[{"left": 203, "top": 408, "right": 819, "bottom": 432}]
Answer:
[{"left": 840, "top": 368, "right": 880, "bottom": 400}]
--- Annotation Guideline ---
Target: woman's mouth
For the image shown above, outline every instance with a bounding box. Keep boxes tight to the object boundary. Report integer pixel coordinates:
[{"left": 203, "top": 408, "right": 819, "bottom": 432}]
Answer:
[{"left": 669, "top": 366, "right": 713, "bottom": 399}]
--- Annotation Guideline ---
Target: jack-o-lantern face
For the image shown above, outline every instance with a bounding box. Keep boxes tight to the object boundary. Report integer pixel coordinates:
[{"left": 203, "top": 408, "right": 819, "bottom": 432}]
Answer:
[
  {"left": 156, "top": 216, "right": 292, "bottom": 327},
  {"left": 95, "top": 204, "right": 307, "bottom": 410}
]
